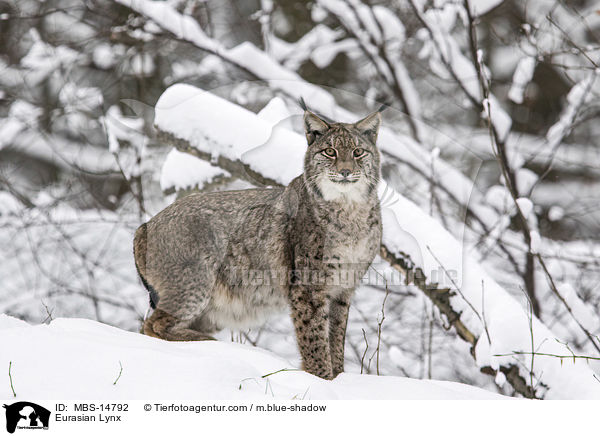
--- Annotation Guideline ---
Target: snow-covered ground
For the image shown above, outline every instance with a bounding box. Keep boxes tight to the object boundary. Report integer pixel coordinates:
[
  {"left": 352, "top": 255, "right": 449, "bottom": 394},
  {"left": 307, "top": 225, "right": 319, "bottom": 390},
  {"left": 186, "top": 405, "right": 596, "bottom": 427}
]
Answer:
[{"left": 0, "top": 315, "right": 508, "bottom": 400}]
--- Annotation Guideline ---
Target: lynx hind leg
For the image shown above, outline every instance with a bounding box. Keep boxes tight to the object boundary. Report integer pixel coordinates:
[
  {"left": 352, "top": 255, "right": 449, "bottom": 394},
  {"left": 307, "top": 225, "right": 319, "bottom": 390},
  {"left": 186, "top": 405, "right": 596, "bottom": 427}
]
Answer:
[{"left": 143, "top": 309, "right": 216, "bottom": 341}]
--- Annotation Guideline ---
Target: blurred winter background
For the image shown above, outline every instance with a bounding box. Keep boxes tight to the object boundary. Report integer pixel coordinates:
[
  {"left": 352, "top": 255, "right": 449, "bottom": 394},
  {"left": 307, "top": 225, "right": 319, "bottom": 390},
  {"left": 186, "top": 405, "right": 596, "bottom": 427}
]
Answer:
[{"left": 1, "top": 0, "right": 599, "bottom": 398}]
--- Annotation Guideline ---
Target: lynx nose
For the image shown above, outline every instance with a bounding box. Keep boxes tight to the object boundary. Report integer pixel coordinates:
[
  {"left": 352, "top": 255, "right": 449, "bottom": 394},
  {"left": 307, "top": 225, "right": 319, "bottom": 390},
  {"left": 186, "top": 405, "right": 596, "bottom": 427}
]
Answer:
[{"left": 339, "top": 169, "right": 351, "bottom": 178}]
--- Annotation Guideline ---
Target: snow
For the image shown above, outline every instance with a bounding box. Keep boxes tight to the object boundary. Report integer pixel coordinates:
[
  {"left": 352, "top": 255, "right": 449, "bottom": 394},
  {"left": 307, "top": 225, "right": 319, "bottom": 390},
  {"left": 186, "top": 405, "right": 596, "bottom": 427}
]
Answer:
[
  {"left": 529, "top": 230, "right": 541, "bottom": 254},
  {"left": 372, "top": 5, "right": 406, "bottom": 42},
  {"left": 490, "top": 45, "right": 523, "bottom": 78},
  {"left": 0, "top": 192, "right": 23, "bottom": 215},
  {"left": 468, "top": 0, "right": 504, "bottom": 17},
  {"left": 153, "top": 84, "right": 600, "bottom": 399},
  {"left": 311, "top": 39, "right": 359, "bottom": 69},
  {"left": 115, "top": 0, "right": 220, "bottom": 53},
  {"left": 20, "top": 29, "right": 79, "bottom": 86},
  {"left": 485, "top": 185, "right": 512, "bottom": 212},
  {"left": 516, "top": 197, "right": 533, "bottom": 219},
  {"left": 0, "top": 100, "right": 42, "bottom": 149},
  {"left": 546, "top": 71, "right": 598, "bottom": 149},
  {"left": 515, "top": 168, "right": 538, "bottom": 195},
  {"left": 318, "top": 0, "right": 405, "bottom": 46},
  {"left": 155, "top": 84, "right": 305, "bottom": 186},
  {"left": 44, "top": 10, "right": 96, "bottom": 42},
  {"left": 59, "top": 83, "right": 103, "bottom": 112},
  {"left": 127, "top": 52, "right": 155, "bottom": 76},
  {"left": 380, "top": 208, "right": 424, "bottom": 270},
  {"left": 483, "top": 96, "right": 512, "bottom": 143},
  {"left": 311, "top": 3, "right": 328, "bottom": 22},
  {"left": 7, "top": 100, "right": 42, "bottom": 126},
  {"left": 256, "top": 96, "right": 293, "bottom": 129},
  {"left": 267, "top": 24, "right": 343, "bottom": 70},
  {"left": 160, "top": 149, "right": 229, "bottom": 192},
  {"left": 0, "top": 316, "right": 509, "bottom": 400},
  {"left": 508, "top": 56, "right": 536, "bottom": 104},
  {"left": 102, "top": 105, "right": 145, "bottom": 154},
  {"left": 417, "top": 3, "right": 481, "bottom": 100},
  {"left": 494, "top": 370, "right": 507, "bottom": 387},
  {"left": 558, "top": 284, "right": 600, "bottom": 334},
  {"left": 92, "top": 43, "right": 118, "bottom": 69},
  {"left": 547, "top": 205, "right": 564, "bottom": 222}
]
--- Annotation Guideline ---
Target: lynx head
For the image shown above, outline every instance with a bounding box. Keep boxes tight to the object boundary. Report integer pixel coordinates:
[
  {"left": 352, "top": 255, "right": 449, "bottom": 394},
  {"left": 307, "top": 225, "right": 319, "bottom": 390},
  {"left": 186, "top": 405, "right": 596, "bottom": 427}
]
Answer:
[{"left": 302, "top": 108, "right": 382, "bottom": 203}]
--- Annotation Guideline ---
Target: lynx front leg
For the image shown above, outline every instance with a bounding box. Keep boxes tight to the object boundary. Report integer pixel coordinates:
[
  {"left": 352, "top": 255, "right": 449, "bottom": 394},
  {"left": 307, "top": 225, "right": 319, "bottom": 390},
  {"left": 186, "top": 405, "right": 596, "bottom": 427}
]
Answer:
[
  {"left": 289, "top": 288, "right": 334, "bottom": 379},
  {"left": 329, "top": 297, "right": 351, "bottom": 377}
]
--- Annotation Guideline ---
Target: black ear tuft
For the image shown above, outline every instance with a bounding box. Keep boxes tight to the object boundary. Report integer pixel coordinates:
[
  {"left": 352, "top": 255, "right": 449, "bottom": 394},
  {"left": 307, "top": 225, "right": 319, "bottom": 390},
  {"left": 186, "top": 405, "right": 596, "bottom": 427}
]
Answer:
[
  {"left": 299, "top": 97, "right": 308, "bottom": 111},
  {"left": 303, "top": 111, "right": 330, "bottom": 145},
  {"left": 354, "top": 111, "right": 382, "bottom": 143}
]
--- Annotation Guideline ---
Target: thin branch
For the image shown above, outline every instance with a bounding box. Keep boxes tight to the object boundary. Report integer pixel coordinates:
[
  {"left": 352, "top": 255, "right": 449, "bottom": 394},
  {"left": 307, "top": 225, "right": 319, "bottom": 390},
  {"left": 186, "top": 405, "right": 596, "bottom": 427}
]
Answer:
[
  {"left": 494, "top": 351, "right": 600, "bottom": 362},
  {"left": 8, "top": 362, "right": 16, "bottom": 397},
  {"left": 426, "top": 245, "right": 486, "bottom": 332},
  {"left": 373, "top": 267, "right": 390, "bottom": 376},
  {"left": 261, "top": 368, "right": 301, "bottom": 378},
  {"left": 360, "top": 328, "right": 369, "bottom": 374},
  {"left": 113, "top": 361, "right": 123, "bottom": 385},
  {"left": 537, "top": 253, "right": 600, "bottom": 354}
]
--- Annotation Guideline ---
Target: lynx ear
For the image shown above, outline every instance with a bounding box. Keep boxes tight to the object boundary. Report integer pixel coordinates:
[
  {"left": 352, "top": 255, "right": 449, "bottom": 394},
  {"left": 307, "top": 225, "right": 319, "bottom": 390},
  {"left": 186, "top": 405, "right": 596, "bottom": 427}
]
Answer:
[
  {"left": 304, "top": 111, "right": 330, "bottom": 145},
  {"left": 354, "top": 111, "right": 382, "bottom": 143}
]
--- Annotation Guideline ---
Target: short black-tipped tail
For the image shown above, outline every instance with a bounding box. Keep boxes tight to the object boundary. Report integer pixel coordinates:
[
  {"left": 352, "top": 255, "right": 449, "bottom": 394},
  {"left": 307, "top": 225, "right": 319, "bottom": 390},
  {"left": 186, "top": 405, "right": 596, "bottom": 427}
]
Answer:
[{"left": 133, "top": 223, "right": 159, "bottom": 309}]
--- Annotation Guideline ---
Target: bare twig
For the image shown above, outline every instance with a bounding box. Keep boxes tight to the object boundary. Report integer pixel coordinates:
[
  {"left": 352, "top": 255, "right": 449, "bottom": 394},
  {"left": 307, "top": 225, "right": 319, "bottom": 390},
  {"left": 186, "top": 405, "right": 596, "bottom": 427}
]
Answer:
[
  {"left": 113, "top": 361, "right": 123, "bottom": 385},
  {"left": 261, "top": 368, "right": 301, "bottom": 378},
  {"left": 537, "top": 253, "right": 600, "bottom": 354},
  {"left": 360, "top": 328, "right": 369, "bottom": 374},
  {"left": 8, "top": 361, "right": 16, "bottom": 397},
  {"left": 426, "top": 245, "right": 486, "bottom": 331},
  {"left": 41, "top": 300, "right": 54, "bottom": 324},
  {"left": 480, "top": 281, "right": 492, "bottom": 346},
  {"left": 494, "top": 351, "right": 600, "bottom": 362},
  {"left": 519, "top": 285, "right": 537, "bottom": 394},
  {"left": 370, "top": 266, "right": 391, "bottom": 376},
  {"left": 427, "top": 302, "right": 434, "bottom": 379}
]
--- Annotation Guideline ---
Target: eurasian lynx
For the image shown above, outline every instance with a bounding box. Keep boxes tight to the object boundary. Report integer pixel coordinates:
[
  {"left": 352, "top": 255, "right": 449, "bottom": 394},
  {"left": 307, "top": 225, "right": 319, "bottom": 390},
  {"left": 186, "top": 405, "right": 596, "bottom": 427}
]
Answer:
[{"left": 134, "top": 106, "right": 383, "bottom": 379}]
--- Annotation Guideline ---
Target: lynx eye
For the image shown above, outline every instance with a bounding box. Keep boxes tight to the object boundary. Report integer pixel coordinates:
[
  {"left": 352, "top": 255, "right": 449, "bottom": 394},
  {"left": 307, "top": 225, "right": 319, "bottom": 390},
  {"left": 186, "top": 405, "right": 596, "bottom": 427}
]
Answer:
[
  {"left": 323, "top": 148, "right": 336, "bottom": 157},
  {"left": 353, "top": 148, "right": 366, "bottom": 158}
]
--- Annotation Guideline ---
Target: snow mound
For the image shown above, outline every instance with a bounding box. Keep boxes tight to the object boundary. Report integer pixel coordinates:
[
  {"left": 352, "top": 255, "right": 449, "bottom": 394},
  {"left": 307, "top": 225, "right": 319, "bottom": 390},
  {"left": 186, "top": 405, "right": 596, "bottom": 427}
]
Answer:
[{"left": 0, "top": 316, "right": 509, "bottom": 400}]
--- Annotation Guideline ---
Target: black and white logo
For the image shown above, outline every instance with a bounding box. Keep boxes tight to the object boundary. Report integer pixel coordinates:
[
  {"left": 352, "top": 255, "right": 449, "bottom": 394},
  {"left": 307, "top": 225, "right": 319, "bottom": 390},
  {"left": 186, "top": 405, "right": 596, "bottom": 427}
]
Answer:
[{"left": 3, "top": 402, "right": 50, "bottom": 434}]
